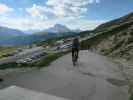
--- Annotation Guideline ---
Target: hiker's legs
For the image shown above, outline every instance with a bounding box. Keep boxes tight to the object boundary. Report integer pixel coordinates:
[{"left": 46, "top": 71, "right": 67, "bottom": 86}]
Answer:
[
  {"left": 72, "top": 48, "right": 75, "bottom": 58},
  {"left": 0, "top": 78, "right": 3, "bottom": 82},
  {"left": 75, "top": 48, "right": 79, "bottom": 58}
]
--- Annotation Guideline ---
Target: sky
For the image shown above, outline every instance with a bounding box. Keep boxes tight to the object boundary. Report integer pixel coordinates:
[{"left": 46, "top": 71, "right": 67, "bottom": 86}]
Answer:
[{"left": 0, "top": 0, "right": 133, "bottom": 31}]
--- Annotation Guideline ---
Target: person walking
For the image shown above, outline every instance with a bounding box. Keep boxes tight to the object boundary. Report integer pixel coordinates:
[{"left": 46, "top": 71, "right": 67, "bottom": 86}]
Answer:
[{"left": 72, "top": 37, "right": 80, "bottom": 66}]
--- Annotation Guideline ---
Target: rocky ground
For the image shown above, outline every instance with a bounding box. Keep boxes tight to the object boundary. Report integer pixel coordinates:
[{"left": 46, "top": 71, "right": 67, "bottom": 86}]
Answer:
[{"left": 112, "top": 58, "right": 133, "bottom": 99}]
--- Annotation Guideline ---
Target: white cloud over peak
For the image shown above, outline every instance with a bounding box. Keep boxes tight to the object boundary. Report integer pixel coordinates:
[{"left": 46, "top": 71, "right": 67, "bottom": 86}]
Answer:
[
  {"left": 0, "top": 3, "right": 14, "bottom": 15},
  {"left": 0, "top": 16, "right": 105, "bottom": 31}
]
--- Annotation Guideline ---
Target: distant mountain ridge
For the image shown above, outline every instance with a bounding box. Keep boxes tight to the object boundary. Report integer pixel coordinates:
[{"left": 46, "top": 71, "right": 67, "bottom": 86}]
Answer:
[
  {"left": 43, "top": 24, "right": 81, "bottom": 33},
  {"left": 0, "top": 26, "right": 25, "bottom": 36},
  {"left": 0, "top": 24, "right": 84, "bottom": 45},
  {"left": 0, "top": 26, "right": 26, "bottom": 40},
  {"left": 0, "top": 24, "right": 81, "bottom": 45},
  {"left": 0, "top": 33, "right": 57, "bottom": 45}
]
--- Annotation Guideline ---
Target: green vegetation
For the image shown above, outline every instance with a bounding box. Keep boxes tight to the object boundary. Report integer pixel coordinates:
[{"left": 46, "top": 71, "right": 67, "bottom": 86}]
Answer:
[
  {"left": 130, "top": 95, "right": 133, "bottom": 100},
  {"left": 79, "top": 30, "right": 93, "bottom": 38},
  {"left": 0, "top": 46, "right": 17, "bottom": 58},
  {"left": 32, "top": 53, "right": 64, "bottom": 67},
  {"left": 129, "top": 84, "right": 133, "bottom": 100},
  {"left": 36, "top": 38, "right": 58, "bottom": 47},
  {"left": 0, "top": 51, "right": 70, "bottom": 70},
  {"left": 0, "top": 46, "right": 29, "bottom": 58}
]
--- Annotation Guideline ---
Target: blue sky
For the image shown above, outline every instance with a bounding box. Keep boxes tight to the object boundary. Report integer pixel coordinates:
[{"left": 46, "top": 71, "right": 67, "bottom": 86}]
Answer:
[{"left": 0, "top": 0, "right": 132, "bottom": 31}]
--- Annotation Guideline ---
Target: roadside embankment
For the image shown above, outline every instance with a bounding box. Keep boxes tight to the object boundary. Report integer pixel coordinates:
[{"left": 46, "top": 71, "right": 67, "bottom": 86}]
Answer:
[
  {"left": 108, "top": 58, "right": 133, "bottom": 100},
  {"left": 0, "top": 50, "right": 70, "bottom": 77}
]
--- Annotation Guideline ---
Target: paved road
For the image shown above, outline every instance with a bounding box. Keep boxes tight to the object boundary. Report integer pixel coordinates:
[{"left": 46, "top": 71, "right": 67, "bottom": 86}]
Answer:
[
  {"left": 0, "top": 51, "right": 128, "bottom": 100},
  {"left": 0, "top": 86, "right": 69, "bottom": 100}
]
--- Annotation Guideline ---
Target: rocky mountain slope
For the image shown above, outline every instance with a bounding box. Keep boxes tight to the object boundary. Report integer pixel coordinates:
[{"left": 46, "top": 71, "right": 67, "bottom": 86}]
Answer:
[{"left": 81, "top": 12, "right": 133, "bottom": 61}]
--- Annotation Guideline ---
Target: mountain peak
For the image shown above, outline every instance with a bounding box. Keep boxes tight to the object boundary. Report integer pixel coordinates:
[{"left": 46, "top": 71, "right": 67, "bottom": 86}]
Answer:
[
  {"left": 54, "top": 24, "right": 66, "bottom": 28},
  {"left": 44, "top": 24, "right": 71, "bottom": 33},
  {"left": 53, "top": 24, "right": 70, "bottom": 30}
]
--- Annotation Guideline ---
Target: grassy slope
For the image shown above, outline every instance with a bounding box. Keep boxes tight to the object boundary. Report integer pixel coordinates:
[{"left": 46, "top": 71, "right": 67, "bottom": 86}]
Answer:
[
  {"left": 0, "top": 47, "right": 18, "bottom": 58},
  {"left": 0, "top": 51, "right": 70, "bottom": 70},
  {"left": 81, "top": 20, "right": 133, "bottom": 50}
]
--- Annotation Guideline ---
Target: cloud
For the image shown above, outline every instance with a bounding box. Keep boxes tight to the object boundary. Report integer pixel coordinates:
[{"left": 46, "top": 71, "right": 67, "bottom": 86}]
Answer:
[
  {"left": 46, "top": 0, "right": 100, "bottom": 17},
  {"left": 66, "top": 19, "right": 105, "bottom": 30},
  {"left": 26, "top": 4, "right": 44, "bottom": 19},
  {"left": 0, "top": 0, "right": 102, "bottom": 31},
  {"left": 26, "top": 0, "right": 100, "bottom": 19},
  {"left": 0, "top": 3, "right": 14, "bottom": 15},
  {"left": 0, "top": 16, "right": 57, "bottom": 31},
  {"left": 0, "top": 15, "right": 105, "bottom": 31},
  {"left": 26, "top": 4, "right": 49, "bottom": 20},
  {"left": 46, "top": 0, "right": 89, "bottom": 17}
]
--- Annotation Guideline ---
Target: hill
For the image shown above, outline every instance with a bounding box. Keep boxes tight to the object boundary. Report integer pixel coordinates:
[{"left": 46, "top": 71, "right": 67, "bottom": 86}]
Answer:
[
  {"left": 81, "top": 12, "right": 133, "bottom": 61},
  {"left": 0, "top": 26, "right": 25, "bottom": 39},
  {"left": 0, "top": 33, "right": 58, "bottom": 45},
  {"left": 0, "top": 31, "right": 83, "bottom": 45}
]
